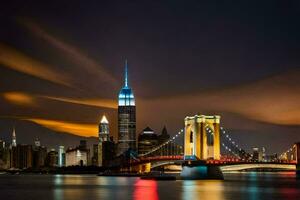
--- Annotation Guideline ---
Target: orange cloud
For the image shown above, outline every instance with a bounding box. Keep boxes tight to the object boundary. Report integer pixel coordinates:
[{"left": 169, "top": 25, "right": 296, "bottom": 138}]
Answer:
[
  {"left": 42, "top": 96, "right": 118, "bottom": 109},
  {"left": 18, "top": 18, "right": 118, "bottom": 85},
  {"left": 138, "top": 70, "right": 300, "bottom": 127},
  {"left": 2, "top": 91, "right": 117, "bottom": 109},
  {"left": 26, "top": 118, "right": 97, "bottom": 137},
  {"left": 3, "top": 92, "right": 35, "bottom": 106},
  {"left": 0, "top": 43, "right": 71, "bottom": 86}
]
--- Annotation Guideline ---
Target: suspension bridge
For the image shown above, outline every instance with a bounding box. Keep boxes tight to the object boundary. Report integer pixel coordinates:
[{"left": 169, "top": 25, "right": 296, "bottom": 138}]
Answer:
[{"left": 124, "top": 114, "right": 299, "bottom": 177}]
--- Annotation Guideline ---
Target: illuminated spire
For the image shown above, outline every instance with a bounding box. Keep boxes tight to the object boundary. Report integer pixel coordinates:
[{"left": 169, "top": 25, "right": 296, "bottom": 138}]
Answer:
[
  {"left": 100, "top": 115, "right": 109, "bottom": 124},
  {"left": 125, "top": 59, "right": 128, "bottom": 87},
  {"left": 12, "top": 127, "right": 16, "bottom": 147}
]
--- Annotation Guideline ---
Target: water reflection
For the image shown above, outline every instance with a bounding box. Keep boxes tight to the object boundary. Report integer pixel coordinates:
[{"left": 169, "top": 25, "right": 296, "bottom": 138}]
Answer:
[
  {"left": 134, "top": 179, "right": 158, "bottom": 200},
  {"left": 0, "top": 172, "right": 296, "bottom": 200},
  {"left": 182, "top": 180, "right": 224, "bottom": 200}
]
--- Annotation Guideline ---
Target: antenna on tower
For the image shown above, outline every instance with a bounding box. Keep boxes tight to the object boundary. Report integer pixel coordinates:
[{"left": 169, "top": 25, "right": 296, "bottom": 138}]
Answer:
[{"left": 125, "top": 59, "right": 128, "bottom": 87}]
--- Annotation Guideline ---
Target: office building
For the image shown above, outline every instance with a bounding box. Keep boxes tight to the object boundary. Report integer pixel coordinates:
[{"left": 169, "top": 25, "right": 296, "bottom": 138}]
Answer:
[
  {"left": 66, "top": 148, "right": 88, "bottom": 166},
  {"left": 58, "top": 146, "right": 65, "bottom": 167},
  {"left": 138, "top": 127, "right": 158, "bottom": 155},
  {"left": 118, "top": 60, "right": 136, "bottom": 154}
]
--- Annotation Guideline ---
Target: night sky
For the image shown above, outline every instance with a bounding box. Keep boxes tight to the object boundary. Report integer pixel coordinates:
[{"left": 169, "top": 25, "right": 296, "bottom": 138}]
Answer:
[{"left": 0, "top": 1, "right": 299, "bottom": 154}]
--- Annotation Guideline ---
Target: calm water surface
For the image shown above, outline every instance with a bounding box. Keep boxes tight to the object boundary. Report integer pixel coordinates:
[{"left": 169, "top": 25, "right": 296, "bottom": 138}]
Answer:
[{"left": 0, "top": 172, "right": 299, "bottom": 200}]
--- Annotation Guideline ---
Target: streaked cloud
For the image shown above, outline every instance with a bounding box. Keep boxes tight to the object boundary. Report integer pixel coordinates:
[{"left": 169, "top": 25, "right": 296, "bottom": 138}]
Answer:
[
  {"left": 138, "top": 70, "right": 300, "bottom": 128},
  {"left": 18, "top": 18, "right": 118, "bottom": 86},
  {"left": 41, "top": 95, "right": 118, "bottom": 109},
  {"left": 3, "top": 91, "right": 35, "bottom": 106},
  {"left": 0, "top": 43, "right": 71, "bottom": 86},
  {"left": 2, "top": 91, "right": 117, "bottom": 109},
  {"left": 25, "top": 118, "right": 97, "bottom": 137}
]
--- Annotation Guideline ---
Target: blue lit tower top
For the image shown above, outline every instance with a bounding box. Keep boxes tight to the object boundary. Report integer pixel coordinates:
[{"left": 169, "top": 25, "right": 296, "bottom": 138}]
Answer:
[{"left": 118, "top": 60, "right": 135, "bottom": 106}]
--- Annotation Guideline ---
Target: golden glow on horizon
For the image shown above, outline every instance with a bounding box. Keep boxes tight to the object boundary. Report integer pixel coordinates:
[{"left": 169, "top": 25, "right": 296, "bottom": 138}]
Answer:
[
  {"left": 26, "top": 118, "right": 97, "bottom": 137},
  {"left": 3, "top": 92, "right": 35, "bottom": 106},
  {"left": 0, "top": 43, "right": 70, "bottom": 86}
]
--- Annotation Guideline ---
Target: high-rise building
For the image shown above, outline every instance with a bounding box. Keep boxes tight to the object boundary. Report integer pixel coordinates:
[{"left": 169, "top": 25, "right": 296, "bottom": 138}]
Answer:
[
  {"left": 58, "top": 146, "right": 65, "bottom": 167},
  {"left": 97, "top": 115, "right": 115, "bottom": 167},
  {"left": 252, "top": 147, "right": 259, "bottom": 162},
  {"left": 138, "top": 127, "right": 158, "bottom": 155},
  {"left": 11, "top": 127, "right": 16, "bottom": 148},
  {"left": 32, "top": 146, "right": 47, "bottom": 169},
  {"left": 46, "top": 149, "right": 58, "bottom": 167},
  {"left": 11, "top": 144, "right": 33, "bottom": 169},
  {"left": 0, "top": 140, "right": 11, "bottom": 169},
  {"left": 99, "top": 115, "right": 109, "bottom": 142},
  {"left": 118, "top": 60, "right": 136, "bottom": 154}
]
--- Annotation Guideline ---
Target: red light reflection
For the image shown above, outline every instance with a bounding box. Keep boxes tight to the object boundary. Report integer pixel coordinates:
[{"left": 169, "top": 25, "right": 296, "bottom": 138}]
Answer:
[{"left": 134, "top": 179, "right": 159, "bottom": 200}]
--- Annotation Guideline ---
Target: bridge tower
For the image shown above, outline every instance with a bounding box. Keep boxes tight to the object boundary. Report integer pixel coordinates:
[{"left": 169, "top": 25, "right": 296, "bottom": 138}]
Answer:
[{"left": 184, "top": 115, "right": 221, "bottom": 160}]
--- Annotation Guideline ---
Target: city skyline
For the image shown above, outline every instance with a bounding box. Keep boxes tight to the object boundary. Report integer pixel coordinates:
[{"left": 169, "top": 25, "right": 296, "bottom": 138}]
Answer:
[{"left": 0, "top": 1, "right": 299, "bottom": 154}]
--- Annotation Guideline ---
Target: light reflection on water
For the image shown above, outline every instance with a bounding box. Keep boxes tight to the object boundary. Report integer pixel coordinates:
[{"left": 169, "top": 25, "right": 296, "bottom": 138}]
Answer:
[
  {"left": 182, "top": 180, "right": 224, "bottom": 200},
  {"left": 0, "top": 172, "right": 300, "bottom": 200},
  {"left": 134, "top": 179, "right": 158, "bottom": 200}
]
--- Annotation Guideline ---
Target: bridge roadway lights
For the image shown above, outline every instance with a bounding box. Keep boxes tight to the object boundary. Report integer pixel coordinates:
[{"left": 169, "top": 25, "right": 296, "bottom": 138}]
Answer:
[{"left": 180, "top": 160, "right": 223, "bottom": 180}]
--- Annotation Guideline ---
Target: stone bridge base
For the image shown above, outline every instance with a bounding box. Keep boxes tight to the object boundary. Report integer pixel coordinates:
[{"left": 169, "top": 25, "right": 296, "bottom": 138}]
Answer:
[{"left": 180, "top": 160, "right": 223, "bottom": 180}]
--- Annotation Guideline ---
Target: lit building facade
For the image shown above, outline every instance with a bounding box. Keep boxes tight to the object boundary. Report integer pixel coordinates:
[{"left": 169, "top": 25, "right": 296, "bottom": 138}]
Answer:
[
  {"left": 118, "top": 60, "right": 136, "bottom": 154},
  {"left": 184, "top": 115, "right": 221, "bottom": 160},
  {"left": 99, "top": 115, "right": 109, "bottom": 142},
  {"left": 11, "top": 127, "right": 16, "bottom": 148},
  {"left": 65, "top": 148, "right": 88, "bottom": 166},
  {"left": 97, "top": 115, "right": 115, "bottom": 167},
  {"left": 58, "top": 146, "right": 65, "bottom": 167}
]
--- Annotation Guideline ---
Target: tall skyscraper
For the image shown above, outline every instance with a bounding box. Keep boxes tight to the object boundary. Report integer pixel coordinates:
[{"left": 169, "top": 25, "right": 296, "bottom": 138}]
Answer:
[
  {"left": 11, "top": 127, "right": 16, "bottom": 148},
  {"left": 99, "top": 115, "right": 109, "bottom": 142},
  {"left": 58, "top": 146, "right": 65, "bottom": 167},
  {"left": 97, "top": 114, "right": 115, "bottom": 167},
  {"left": 118, "top": 60, "right": 136, "bottom": 154}
]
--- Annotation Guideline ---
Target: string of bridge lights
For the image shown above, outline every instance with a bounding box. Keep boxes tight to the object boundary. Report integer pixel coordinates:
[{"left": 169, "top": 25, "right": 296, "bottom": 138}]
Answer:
[
  {"left": 206, "top": 125, "right": 240, "bottom": 158},
  {"left": 221, "top": 142, "right": 240, "bottom": 158},
  {"left": 139, "top": 128, "right": 184, "bottom": 157},
  {"left": 140, "top": 125, "right": 245, "bottom": 157},
  {"left": 279, "top": 146, "right": 294, "bottom": 159},
  {"left": 220, "top": 127, "right": 242, "bottom": 152}
]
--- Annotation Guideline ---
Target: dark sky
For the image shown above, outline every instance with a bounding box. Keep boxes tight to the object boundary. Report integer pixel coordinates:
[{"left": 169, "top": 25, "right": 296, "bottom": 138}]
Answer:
[{"left": 0, "top": 0, "right": 299, "bottom": 154}]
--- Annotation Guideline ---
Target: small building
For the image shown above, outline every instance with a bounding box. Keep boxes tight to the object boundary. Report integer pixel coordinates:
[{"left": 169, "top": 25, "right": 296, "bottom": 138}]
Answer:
[{"left": 65, "top": 148, "right": 88, "bottom": 166}]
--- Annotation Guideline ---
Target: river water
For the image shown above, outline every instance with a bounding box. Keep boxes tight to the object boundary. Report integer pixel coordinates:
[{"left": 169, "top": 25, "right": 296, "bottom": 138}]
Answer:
[{"left": 0, "top": 172, "right": 299, "bottom": 200}]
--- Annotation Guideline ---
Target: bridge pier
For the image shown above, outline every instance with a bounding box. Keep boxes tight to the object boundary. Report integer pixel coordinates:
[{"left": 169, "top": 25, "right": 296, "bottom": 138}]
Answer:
[{"left": 180, "top": 160, "right": 223, "bottom": 180}]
